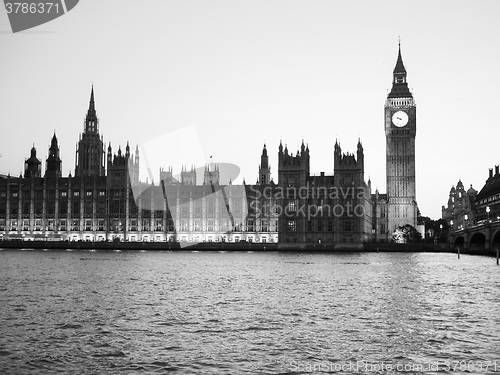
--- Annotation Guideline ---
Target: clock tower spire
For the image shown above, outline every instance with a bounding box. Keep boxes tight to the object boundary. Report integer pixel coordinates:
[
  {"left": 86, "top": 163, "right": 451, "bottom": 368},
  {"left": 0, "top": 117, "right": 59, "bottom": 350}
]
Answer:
[{"left": 385, "top": 43, "right": 418, "bottom": 234}]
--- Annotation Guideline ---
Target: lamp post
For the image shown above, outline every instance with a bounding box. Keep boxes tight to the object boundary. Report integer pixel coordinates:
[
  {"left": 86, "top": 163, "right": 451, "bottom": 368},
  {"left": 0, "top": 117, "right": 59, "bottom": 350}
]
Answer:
[
  {"left": 464, "top": 214, "right": 468, "bottom": 229},
  {"left": 486, "top": 206, "right": 491, "bottom": 222}
]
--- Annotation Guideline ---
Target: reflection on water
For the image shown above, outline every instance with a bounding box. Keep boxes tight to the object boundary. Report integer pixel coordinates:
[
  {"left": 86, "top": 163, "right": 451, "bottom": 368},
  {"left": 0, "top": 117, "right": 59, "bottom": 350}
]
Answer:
[{"left": 0, "top": 251, "right": 499, "bottom": 374}]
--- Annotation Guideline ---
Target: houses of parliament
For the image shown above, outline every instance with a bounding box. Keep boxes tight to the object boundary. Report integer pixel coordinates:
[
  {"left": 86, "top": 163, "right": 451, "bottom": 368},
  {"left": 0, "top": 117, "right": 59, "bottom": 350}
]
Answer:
[{"left": 0, "top": 46, "right": 419, "bottom": 244}]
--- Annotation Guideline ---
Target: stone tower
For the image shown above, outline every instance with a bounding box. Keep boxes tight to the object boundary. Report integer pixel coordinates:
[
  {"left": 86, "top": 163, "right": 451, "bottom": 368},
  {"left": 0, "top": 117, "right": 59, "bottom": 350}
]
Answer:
[
  {"left": 24, "top": 146, "right": 41, "bottom": 178},
  {"left": 45, "top": 133, "right": 62, "bottom": 178},
  {"left": 277, "top": 140, "right": 310, "bottom": 243},
  {"left": 258, "top": 144, "right": 271, "bottom": 185},
  {"left": 75, "top": 85, "right": 105, "bottom": 177},
  {"left": 385, "top": 43, "right": 417, "bottom": 232}
]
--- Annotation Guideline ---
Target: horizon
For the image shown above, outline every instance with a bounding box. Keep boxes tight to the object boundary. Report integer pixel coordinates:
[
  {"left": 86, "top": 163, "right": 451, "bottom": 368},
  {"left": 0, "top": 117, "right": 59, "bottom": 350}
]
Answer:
[{"left": 1, "top": 0, "right": 499, "bottom": 220}]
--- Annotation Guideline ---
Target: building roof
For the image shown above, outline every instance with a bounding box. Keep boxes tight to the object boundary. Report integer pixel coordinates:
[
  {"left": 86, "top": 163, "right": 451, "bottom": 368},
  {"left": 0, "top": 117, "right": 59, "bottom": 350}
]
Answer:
[
  {"left": 476, "top": 172, "right": 500, "bottom": 200},
  {"left": 388, "top": 44, "right": 413, "bottom": 99},
  {"left": 393, "top": 44, "right": 407, "bottom": 74}
]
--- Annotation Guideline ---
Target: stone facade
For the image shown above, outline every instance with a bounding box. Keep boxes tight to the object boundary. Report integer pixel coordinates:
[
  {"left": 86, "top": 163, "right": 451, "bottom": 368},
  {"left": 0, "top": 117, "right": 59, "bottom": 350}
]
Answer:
[{"left": 0, "top": 45, "right": 421, "bottom": 245}]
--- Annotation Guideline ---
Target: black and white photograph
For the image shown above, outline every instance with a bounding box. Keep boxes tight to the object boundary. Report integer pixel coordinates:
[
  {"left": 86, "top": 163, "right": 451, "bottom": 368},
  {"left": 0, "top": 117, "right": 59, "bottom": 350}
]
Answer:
[{"left": 1, "top": 1, "right": 499, "bottom": 373}]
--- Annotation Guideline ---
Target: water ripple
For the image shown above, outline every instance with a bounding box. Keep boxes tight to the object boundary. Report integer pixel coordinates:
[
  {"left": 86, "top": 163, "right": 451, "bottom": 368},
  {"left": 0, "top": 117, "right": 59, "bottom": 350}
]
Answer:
[{"left": 0, "top": 251, "right": 499, "bottom": 374}]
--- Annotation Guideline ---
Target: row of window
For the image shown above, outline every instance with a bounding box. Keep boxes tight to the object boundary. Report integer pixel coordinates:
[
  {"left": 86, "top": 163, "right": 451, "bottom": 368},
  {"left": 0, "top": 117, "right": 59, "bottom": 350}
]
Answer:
[
  {"left": 0, "top": 218, "right": 278, "bottom": 233},
  {"left": 285, "top": 219, "right": 355, "bottom": 232},
  {"left": 1, "top": 190, "right": 107, "bottom": 198}
]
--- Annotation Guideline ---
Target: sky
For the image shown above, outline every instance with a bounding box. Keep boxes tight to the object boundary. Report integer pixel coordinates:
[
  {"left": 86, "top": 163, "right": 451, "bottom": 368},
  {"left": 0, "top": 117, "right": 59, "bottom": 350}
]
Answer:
[{"left": 1, "top": 0, "right": 499, "bottom": 220}]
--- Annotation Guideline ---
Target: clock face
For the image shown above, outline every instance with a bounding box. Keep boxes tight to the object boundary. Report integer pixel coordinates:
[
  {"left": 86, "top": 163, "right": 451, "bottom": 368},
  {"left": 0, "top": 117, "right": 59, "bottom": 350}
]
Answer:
[{"left": 392, "top": 110, "right": 408, "bottom": 127}]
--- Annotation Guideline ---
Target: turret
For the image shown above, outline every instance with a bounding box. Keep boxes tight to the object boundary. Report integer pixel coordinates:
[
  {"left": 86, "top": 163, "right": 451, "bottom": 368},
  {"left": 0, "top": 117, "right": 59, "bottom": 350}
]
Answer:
[
  {"left": 24, "top": 145, "right": 41, "bottom": 178},
  {"left": 75, "top": 85, "right": 105, "bottom": 177},
  {"left": 258, "top": 144, "right": 271, "bottom": 185},
  {"left": 45, "top": 132, "right": 62, "bottom": 178}
]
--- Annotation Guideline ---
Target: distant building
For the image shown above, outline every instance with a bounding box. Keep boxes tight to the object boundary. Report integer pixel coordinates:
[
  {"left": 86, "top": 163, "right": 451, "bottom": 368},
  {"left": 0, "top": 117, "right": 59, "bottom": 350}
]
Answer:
[
  {"left": 474, "top": 165, "right": 500, "bottom": 223},
  {"left": 442, "top": 180, "right": 477, "bottom": 230},
  {"left": 0, "top": 88, "right": 278, "bottom": 243},
  {"left": 0, "top": 44, "right": 420, "bottom": 245},
  {"left": 275, "top": 139, "right": 372, "bottom": 244},
  {"left": 442, "top": 165, "right": 500, "bottom": 230}
]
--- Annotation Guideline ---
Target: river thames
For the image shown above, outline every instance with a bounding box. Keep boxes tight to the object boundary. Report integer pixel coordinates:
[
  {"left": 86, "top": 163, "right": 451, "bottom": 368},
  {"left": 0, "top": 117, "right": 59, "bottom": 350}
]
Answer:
[{"left": 0, "top": 250, "right": 499, "bottom": 374}]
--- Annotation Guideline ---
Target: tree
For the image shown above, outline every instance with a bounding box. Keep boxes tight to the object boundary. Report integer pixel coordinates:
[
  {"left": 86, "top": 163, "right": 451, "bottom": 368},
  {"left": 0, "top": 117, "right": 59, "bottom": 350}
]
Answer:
[{"left": 392, "top": 224, "right": 422, "bottom": 243}]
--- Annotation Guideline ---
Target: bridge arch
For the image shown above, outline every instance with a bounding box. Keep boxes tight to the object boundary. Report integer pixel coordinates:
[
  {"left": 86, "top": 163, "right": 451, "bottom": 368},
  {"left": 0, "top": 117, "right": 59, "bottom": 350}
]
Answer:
[
  {"left": 469, "top": 232, "right": 487, "bottom": 254},
  {"left": 492, "top": 229, "right": 500, "bottom": 256},
  {"left": 453, "top": 236, "right": 466, "bottom": 252}
]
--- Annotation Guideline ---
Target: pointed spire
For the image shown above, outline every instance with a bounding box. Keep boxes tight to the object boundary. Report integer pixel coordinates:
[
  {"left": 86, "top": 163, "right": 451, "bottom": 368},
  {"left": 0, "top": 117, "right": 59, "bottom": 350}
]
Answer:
[
  {"left": 50, "top": 132, "right": 59, "bottom": 151},
  {"left": 388, "top": 41, "right": 412, "bottom": 98},
  {"left": 394, "top": 41, "right": 406, "bottom": 74},
  {"left": 89, "top": 84, "right": 95, "bottom": 112}
]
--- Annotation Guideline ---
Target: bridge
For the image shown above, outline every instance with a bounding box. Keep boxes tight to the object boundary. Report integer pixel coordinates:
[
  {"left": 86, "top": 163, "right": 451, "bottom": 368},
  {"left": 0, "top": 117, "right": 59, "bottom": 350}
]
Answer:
[{"left": 449, "top": 218, "right": 500, "bottom": 255}]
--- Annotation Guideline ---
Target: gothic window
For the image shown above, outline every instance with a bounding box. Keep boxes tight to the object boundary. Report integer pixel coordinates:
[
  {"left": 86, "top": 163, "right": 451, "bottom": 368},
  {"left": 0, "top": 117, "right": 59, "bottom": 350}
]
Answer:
[
  {"left": 247, "top": 219, "right": 254, "bottom": 232},
  {"left": 180, "top": 219, "right": 188, "bottom": 231},
  {"left": 85, "top": 219, "right": 92, "bottom": 231},
  {"left": 234, "top": 219, "right": 241, "bottom": 232},
  {"left": 10, "top": 219, "right": 18, "bottom": 231},
  {"left": 261, "top": 219, "right": 268, "bottom": 232},
  {"left": 343, "top": 219, "right": 353, "bottom": 232},
  {"left": 155, "top": 219, "right": 162, "bottom": 232},
  {"left": 207, "top": 199, "right": 215, "bottom": 217}
]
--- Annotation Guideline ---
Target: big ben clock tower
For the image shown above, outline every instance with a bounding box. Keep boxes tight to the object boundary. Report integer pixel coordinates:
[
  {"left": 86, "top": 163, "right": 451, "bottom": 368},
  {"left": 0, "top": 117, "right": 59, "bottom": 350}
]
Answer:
[{"left": 385, "top": 43, "right": 417, "bottom": 233}]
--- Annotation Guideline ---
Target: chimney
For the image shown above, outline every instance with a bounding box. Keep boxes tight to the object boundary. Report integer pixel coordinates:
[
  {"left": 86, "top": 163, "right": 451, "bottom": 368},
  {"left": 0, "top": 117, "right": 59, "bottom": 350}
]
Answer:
[
  {"left": 496, "top": 165, "right": 499, "bottom": 175},
  {"left": 489, "top": 168, "right": 493, "bottom": 178}
]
